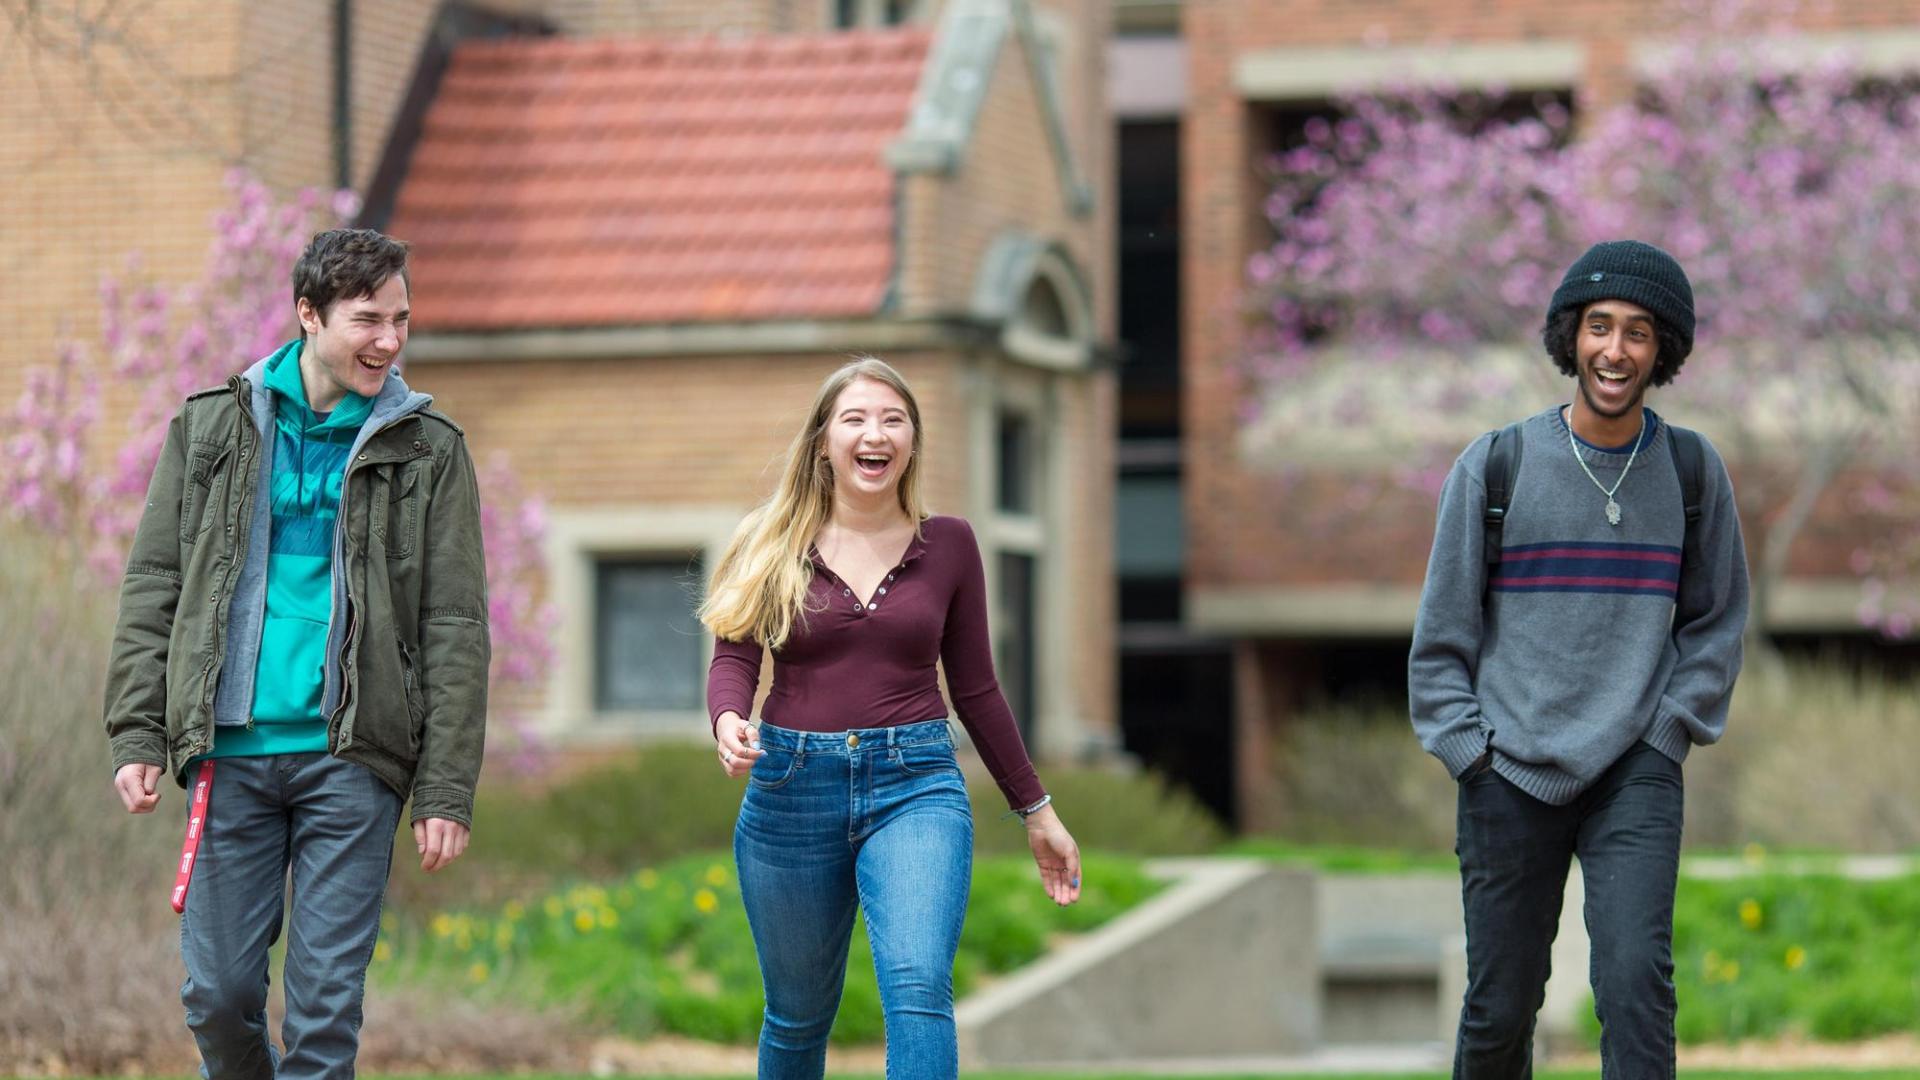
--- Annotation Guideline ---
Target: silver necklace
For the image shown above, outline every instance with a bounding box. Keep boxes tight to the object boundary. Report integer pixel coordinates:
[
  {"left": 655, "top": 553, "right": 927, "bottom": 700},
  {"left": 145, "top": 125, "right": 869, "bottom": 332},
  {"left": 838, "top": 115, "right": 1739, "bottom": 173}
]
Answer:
[{"left": 1565, "top": 409, "right": 1644, "bottom": 526}]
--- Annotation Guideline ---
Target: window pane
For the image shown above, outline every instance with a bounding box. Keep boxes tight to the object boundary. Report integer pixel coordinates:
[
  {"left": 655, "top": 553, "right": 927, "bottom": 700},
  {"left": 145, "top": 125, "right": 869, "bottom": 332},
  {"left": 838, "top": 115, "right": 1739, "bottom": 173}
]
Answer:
[
  {"left": 595, "top": 556, "right": 705, "bottom": 712},
  {"left": 997, "top": 411, "right": 1034, "bottom": 514},
  {"left": 996, "top": 551, "right": 1037, "bottom": 744}
]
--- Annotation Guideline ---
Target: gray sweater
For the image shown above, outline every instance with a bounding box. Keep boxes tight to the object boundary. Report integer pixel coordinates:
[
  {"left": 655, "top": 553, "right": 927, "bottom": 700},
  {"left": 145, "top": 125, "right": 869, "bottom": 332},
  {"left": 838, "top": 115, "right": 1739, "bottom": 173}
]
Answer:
[{"left": 1409, "top": 406, "right": 1750, "bottom": 805}]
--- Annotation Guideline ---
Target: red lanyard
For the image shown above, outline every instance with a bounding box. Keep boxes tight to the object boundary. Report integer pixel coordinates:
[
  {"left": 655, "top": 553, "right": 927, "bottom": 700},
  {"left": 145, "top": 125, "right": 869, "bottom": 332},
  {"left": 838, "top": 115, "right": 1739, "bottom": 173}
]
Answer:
[{"left": 171, "top": 761, "right": 214, "bottom": 914}]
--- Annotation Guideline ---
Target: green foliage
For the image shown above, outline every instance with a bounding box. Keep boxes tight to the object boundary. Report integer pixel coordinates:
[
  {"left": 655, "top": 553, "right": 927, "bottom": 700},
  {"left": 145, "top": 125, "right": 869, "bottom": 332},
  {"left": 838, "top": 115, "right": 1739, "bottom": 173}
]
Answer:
[
  {"left": 378, "top": 853, "right": 1160, "bottom": 1045},
  {"left": 1572, "top": 871, "right": 1920, "bottom": 1045}
]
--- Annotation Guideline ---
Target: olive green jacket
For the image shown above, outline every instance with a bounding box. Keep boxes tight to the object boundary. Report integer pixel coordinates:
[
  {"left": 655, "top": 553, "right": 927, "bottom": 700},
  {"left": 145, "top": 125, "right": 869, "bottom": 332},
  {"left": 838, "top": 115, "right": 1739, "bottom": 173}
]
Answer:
[{"left": 103, "top": 355, "right": 490, "bottom": 827}]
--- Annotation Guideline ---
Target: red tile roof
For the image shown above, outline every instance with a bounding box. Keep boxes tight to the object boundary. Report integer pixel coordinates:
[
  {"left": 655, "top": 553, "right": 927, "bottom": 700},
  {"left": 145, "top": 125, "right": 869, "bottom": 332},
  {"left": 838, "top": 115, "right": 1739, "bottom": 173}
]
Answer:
[{"left": 389, "top": 30, "right": 931, "bottom": 330}]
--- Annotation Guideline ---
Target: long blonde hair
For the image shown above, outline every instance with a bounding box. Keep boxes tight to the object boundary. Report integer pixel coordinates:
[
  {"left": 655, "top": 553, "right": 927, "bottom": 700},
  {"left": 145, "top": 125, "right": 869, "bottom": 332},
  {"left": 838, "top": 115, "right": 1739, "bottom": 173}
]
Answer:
[{"left": 700, "top": 357, "right": 928, "bottom": 649}]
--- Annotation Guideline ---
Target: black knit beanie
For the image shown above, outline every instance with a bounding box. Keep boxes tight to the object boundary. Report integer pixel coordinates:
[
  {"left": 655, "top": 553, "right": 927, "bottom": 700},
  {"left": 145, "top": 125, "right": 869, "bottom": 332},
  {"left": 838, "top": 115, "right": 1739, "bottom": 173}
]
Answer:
[{"left": 1547, "top": 240, "right": 1695, "bottom": 362}]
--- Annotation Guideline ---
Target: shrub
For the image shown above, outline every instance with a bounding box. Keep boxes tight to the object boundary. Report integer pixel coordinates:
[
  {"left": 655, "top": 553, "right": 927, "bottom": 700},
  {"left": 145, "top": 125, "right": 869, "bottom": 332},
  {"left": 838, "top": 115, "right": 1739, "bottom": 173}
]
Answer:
[
  {"left": 967, "top": 763, "right": 1228, "bottom": 856},
  {"left": 1261, "top": 698, "right": 1457, "bottom": 852},
  {"left": 379, "top": 852, "right": 1161, "bottom": 1044},
  {"left": 1686, "top": 658, "right": 1920, "bottom": 852},
  {"left": 392, "top": 746, "right": 1226, "bottom": 915}
]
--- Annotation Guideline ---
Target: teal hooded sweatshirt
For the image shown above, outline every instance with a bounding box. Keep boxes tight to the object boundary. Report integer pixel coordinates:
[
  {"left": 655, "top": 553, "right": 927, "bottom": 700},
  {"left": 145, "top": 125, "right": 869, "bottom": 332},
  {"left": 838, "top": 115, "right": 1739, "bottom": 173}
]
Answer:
[{"left": 200, "top": 340, "right": 373, "bottom": 759}]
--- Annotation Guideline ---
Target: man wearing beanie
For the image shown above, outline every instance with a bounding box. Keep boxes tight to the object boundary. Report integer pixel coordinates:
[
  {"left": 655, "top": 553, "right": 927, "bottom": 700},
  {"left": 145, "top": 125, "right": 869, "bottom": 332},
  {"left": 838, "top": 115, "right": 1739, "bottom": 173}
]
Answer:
[{"left": 1409, "top": 240, "right": 1750, "bottom": 1075}]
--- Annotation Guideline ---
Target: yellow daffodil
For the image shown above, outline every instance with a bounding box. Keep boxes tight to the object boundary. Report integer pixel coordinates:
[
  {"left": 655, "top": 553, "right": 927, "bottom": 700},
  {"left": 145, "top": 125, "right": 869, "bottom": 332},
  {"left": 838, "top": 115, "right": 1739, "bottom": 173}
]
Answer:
[
  {"left": 705, "top": 864, "right": 730, "bottom": 887},
  {"left": 373, "top": 940, "right": 393, "bottom": 963},
  {"left": 694, "top": 888, "right": 719, "bottom": 915},
  {"left": 1785, "top": 945, "right": 1806, "bottom": 971},
  {"left": 430, "top": 913, "right": 455, "bottom": 938},
  {"left": 1738, "top": 898, "right": 1763, "bottom": 931},
  {"left": 468, "top": 962, "right": 489, "bottom": 983},
  {"left": 636, "top": 868, "right": 660, "bottom": 890},
  {"left": 574, "top": 909, "right": 597, "bottom": 933}
]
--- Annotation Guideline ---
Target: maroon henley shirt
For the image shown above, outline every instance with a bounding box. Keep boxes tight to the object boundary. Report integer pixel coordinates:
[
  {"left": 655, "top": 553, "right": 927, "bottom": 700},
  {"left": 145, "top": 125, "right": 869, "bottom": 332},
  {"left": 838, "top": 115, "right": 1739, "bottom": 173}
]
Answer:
[{"left": 706, "top": 515, "right": 1045, "bottom": 809}]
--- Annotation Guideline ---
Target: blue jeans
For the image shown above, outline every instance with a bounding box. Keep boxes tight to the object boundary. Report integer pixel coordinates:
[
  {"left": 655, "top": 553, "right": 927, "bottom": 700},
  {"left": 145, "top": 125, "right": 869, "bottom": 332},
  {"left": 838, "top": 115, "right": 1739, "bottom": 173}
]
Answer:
[
  {"left": 179, "top": 752, "right": 404, "bottom": 1080},
  {"left": 1452, "top": 741, "right": 1684, "bottom": 1079},
  {"left": 734, "top": 718, "right": 974, "bottom": 1080}
]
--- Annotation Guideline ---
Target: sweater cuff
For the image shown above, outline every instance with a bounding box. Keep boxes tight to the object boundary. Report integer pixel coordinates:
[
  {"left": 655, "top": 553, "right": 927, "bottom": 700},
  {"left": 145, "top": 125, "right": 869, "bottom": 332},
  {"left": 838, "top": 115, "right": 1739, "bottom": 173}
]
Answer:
[
  {"left": 1644, "top": 709, "right": 1694, "bottom": 766},
  {"left": 709, "top": 699, "right": 751, "bottom": 737},
  {"left": 992, "top": 763, "right": 1046, "bottom": 811},
  {"left": 1432, "top": 727, "right": 1491, "bottom": 780}
]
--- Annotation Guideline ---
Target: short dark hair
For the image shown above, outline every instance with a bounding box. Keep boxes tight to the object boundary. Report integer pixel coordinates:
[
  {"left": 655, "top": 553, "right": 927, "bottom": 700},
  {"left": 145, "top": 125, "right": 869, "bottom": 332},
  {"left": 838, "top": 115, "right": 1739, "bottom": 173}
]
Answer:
[
  {"left": 292, "top": 228, "right": 410, "bottom": 339},
  {"left": 1541, "top": 303, "right": 1689, "bottom": 388}
]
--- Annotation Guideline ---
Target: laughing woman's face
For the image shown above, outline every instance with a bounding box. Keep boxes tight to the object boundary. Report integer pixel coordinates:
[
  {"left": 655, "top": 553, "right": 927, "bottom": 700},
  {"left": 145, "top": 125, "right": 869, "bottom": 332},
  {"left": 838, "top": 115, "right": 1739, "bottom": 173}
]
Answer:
[{"left": 825, "top": 377, "right": 914, "bottom": 504}]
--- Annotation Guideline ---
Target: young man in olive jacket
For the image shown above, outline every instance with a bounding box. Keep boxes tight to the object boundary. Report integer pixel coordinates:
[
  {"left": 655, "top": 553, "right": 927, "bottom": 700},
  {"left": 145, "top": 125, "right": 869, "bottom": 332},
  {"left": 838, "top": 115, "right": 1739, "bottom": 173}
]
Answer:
[{"left": 102, "top": 228, "right": 490, "bottom": 1080}]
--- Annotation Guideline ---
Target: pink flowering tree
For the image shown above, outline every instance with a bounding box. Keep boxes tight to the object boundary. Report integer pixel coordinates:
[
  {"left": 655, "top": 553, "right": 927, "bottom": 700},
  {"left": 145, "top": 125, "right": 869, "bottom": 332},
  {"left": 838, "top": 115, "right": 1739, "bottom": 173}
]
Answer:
[
  {"left": 3, "top": 170, "right": 556, "bottom": 763},
  {"left": 1243, "top": 19, "right": 1920, "bottom": 641}
]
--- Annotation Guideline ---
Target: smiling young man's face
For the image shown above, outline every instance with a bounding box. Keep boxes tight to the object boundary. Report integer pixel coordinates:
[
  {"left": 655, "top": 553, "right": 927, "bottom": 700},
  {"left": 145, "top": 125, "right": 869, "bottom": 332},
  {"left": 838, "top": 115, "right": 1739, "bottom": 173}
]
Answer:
[
  {"left": 1574, "top": 298, "right": 1659, "bottom": 423},
  {"left": 296, "top": 273, "right": 410, "bottom": 412}
]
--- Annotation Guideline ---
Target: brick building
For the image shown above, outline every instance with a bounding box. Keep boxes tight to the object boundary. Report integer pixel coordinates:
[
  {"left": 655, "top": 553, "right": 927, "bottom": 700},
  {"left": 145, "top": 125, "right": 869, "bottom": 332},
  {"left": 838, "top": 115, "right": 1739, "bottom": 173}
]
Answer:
[
  {"left": 1107, "top": 0, "right": 1920, "bottom": 825},
  {"left": 1, "top": 0, "right": 1116, "bottom": 760}
]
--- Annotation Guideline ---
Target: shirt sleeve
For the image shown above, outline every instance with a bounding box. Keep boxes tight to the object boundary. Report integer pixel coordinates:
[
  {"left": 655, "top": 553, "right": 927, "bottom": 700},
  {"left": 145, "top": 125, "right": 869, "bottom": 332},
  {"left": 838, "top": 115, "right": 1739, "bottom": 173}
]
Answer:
[
  {"left": 1407, "top": 438, "right": 1497, "bottom": 778},
  {"left": 939, "top": 518, "right": 1046, "bottom": 809},
  {"left": 706, "top": 636, "right": 763, "bottom": 736}
]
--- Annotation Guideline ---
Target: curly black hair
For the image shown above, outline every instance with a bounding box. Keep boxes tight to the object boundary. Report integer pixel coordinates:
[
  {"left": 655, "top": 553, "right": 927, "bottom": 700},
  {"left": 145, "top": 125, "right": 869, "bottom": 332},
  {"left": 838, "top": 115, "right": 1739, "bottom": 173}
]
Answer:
[{"left": 1541, "top": 305, "right": 1688, "bottom": 388}]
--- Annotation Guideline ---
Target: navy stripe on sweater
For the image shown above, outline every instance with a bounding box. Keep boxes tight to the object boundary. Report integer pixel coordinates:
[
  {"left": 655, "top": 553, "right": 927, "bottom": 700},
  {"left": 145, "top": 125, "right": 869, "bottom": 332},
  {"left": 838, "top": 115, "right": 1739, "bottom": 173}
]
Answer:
[{"left": 1492, "top": 540, "right": 1681, "bottom": 598}]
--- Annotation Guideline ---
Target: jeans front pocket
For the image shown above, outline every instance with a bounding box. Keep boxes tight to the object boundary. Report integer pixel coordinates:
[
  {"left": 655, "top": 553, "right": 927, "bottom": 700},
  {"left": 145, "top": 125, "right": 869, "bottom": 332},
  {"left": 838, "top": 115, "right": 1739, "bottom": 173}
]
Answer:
[
  {"left": 893, "top": 737, "right": 959, "bottom": 778},
  {"left": 748, "top": 746, "right": 804, "bottom": 790}
]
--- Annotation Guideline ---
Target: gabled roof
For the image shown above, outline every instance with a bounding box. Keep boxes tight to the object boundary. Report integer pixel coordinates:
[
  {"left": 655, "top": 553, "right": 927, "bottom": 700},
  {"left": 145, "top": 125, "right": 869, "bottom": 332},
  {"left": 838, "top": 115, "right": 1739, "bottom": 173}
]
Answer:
[{"left": 389, "top": 30, "right": 931, "bottom": 330}]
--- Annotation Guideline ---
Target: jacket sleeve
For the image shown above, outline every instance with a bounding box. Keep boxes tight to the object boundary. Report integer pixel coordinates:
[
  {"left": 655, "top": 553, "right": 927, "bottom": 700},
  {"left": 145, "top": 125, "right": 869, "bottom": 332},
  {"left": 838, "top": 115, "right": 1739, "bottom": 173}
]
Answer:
[
  {"left": 410, "top": 432, "right": 491, "bottom": 828},
  {"left": 1646, "top": 440, "right": 1749, "bottom": 754},
  {"left": 1408, "top": 439, "right": 1496, "bottom": 778},
  {"left": 103, "top": 409, "right": 189, "bottom": 776}
]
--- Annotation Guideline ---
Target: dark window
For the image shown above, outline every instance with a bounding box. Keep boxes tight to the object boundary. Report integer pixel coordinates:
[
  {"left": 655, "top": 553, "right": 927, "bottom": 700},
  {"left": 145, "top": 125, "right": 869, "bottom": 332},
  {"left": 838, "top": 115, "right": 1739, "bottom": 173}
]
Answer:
[
  {"left": 996, "top": 552, "right": 1038, "bottom": 743},
  {"left": 997, "top": 411, "right": 1035, "bottom": 515},
  {"left": 594, "top": 555, "right": 705, "bottom": 712},
  {"left": 833, "top": 0, "right": 858, "bottom": 28},
  {"left": 1117, "top": 119, "right": 1182, "bottom": 440},
  {"left": 882, "top": 0, "right": 915, "bottom": 25}
]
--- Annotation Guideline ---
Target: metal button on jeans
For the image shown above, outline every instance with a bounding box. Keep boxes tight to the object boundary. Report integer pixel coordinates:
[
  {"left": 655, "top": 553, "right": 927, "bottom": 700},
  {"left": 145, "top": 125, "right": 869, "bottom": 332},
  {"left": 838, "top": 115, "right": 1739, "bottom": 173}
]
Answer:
[{"left": 846, "top": 733, "right": 860, "bottom": 749}]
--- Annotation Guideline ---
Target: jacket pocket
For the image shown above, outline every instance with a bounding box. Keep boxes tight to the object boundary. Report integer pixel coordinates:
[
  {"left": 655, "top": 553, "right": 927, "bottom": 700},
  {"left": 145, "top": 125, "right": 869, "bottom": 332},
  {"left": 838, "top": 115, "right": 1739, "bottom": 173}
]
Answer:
[
  {"left": 181, "top": 443, "right": 232, "bottom": 544},
  {"left": 382, "top": 463, "right": 423, "bottom": 560},
  {"left": 400, "top": 640, "right": 427, "bottom": 755}
]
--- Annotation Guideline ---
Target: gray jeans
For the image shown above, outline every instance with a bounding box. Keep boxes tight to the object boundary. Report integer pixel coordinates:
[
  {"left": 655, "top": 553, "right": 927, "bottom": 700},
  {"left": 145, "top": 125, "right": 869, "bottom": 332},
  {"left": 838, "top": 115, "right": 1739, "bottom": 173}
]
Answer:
[{"left": 178, "top": 752, "right": 403, "bottom": 1080}]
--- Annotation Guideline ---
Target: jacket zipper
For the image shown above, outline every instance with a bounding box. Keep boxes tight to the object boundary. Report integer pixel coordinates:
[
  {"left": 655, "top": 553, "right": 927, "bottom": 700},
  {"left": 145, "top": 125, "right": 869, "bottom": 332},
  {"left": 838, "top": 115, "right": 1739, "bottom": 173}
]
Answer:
[{"left": 325, "top": 413, "right": 425, "bottom": 741}]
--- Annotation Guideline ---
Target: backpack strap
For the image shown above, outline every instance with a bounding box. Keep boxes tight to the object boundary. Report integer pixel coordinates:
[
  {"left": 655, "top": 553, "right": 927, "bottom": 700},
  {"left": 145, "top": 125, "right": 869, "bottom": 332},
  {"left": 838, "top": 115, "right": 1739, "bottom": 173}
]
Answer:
[
  {"left": 1482, "top": 421, "right": 1525, "bottom": 578},
  {"left": 1667, "top": 422, "right": 1707, "bottom": 581}
]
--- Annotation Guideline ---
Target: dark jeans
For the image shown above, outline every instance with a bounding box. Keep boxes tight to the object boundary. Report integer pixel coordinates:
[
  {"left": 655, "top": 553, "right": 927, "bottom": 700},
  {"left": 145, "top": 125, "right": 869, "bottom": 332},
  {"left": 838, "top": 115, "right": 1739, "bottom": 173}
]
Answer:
[
  {"left": 179, "top": 753, "right": 403, "bottom": 1080},
  {"left": 1452, "top": 742, "right": 1684, "bottom": 1080}
]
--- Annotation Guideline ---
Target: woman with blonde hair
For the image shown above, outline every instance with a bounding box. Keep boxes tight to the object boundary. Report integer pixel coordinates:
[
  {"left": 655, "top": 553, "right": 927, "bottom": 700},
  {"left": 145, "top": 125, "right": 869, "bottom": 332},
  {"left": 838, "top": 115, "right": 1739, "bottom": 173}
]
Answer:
[{"left": 702, "top": 356, "right": 1080, "bottom": 1080}]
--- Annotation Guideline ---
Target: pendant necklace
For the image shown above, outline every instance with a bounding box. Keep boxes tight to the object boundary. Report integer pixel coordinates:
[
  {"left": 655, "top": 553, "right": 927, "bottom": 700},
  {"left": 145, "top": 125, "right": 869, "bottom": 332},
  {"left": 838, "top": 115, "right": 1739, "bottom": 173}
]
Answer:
[{"left": 1566, "top": 408, "right": 1644, "bottom": 527}]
